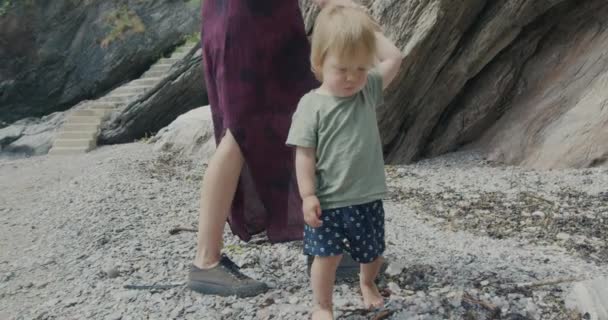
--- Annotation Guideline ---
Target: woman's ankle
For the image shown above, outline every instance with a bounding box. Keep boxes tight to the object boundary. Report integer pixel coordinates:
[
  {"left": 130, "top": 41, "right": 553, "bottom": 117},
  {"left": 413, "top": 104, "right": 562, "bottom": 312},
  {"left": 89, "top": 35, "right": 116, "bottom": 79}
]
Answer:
[{"left": 193, "top": 254, "right": 220, "bottom": 269}]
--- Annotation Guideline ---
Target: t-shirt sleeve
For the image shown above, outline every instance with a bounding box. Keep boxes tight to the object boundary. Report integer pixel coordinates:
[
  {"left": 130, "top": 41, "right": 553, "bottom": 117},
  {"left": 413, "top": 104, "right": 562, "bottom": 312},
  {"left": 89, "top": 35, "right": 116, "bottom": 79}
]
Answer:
[
  {"left": 286, "top": 96, "right": 318, "bottom": 148},
  {"left": 363, "top": 68, "right": 384, "bottom": 107}
]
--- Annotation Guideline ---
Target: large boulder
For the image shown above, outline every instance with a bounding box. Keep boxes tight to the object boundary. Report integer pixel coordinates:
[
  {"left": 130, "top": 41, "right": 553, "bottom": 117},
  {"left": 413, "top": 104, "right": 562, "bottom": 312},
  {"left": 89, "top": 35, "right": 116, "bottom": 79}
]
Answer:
[
  {"left": 0, "top": 0, "right": 200, "bottom": 124},
  {"left": 565, "top": 278, "right": 608, "bottom": 320},
  {"left": 150, "top": 106, "right": 215, "bottom": 162}
]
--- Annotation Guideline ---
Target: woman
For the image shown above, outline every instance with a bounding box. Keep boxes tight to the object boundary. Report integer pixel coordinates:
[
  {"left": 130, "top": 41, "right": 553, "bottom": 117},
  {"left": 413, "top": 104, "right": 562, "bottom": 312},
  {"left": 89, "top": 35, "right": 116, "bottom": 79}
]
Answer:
[{"left": 188, "top": 0, "right": 361, "bottom": 297}]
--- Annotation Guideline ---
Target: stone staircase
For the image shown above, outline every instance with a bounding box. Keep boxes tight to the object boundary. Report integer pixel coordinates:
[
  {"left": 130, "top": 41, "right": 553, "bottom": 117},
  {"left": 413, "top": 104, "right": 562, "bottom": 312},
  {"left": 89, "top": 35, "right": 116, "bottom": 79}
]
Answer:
[{"left": 48, "top": 43, "right": 197, "bottom": 155}]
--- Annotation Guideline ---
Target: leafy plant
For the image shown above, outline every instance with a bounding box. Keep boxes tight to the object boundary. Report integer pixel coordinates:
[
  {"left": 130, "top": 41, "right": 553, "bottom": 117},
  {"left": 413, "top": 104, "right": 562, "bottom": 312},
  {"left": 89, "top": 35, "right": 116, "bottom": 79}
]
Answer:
[
  {"left": 101, "top": 5, "right": 146, "bottom": 48},
  {"left": 183, "top": 32, "right": 200, "bottom": 45},
  {"left": 0, "top": 0, "right": 12, "bottom": 16}
]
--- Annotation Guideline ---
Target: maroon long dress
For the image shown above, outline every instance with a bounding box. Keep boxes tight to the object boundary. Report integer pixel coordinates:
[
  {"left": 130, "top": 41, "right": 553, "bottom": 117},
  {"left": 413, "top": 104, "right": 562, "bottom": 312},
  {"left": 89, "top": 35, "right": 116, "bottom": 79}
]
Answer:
[{"left": 201, "top": 0, "right": 318, "bottom": 242}]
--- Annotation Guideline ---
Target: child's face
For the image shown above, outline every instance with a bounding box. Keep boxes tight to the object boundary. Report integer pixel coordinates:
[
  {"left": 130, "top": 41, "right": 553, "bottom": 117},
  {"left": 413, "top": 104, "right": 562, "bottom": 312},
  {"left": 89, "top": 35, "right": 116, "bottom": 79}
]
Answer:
[{"left": 320, "top": 51, "right": 372, "bottom": 97}]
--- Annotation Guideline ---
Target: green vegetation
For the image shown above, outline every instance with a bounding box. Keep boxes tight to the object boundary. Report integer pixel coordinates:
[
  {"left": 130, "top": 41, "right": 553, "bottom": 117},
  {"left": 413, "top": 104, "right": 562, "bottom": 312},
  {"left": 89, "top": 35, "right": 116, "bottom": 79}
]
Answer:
[
  {"left": 186, "top": 0, "right": 199, "bottom": 10},
  {"left": 101, "top": 5, "right": 146, "bottom": 48},
  {"left": 183, "top": 32, "right": 200, "bottom": 45},
  {"left": 0, "top": 0, "right": 12, "bottom": 16}
]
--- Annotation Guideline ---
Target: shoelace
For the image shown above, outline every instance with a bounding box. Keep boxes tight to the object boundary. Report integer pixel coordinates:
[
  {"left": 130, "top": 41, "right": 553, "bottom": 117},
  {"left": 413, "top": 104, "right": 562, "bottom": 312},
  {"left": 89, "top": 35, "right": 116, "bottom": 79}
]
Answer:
[{"left": 219, "top": 255, "right": 249, "bottom": 280}]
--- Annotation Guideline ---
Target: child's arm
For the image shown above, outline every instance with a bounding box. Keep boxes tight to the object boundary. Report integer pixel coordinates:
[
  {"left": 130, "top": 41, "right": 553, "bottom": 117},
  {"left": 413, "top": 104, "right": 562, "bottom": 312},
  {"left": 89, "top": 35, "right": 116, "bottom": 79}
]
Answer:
[
  {"left": 295, "top": 147, "right": 322, "bottom": 228},
  {"left": 375, "top": 32, "right": 404, "bottom": 90}
]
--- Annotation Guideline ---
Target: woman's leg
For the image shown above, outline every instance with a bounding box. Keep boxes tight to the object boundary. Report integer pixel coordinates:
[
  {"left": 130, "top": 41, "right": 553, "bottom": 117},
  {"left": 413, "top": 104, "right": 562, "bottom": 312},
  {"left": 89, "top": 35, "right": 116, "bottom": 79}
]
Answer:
[
  {"left": 194, "top": 129, "right": 244, "bottom": 269},
  {"left": 189, "top": 130, "right": 268, "bottom": 297}
]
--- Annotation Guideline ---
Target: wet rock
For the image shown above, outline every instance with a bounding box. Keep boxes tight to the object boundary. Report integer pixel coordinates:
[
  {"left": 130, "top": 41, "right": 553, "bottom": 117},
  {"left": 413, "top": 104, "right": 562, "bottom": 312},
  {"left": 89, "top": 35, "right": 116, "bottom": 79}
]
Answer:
[{"left": 565, "top": 278, "right": 608, "bottom": 320}]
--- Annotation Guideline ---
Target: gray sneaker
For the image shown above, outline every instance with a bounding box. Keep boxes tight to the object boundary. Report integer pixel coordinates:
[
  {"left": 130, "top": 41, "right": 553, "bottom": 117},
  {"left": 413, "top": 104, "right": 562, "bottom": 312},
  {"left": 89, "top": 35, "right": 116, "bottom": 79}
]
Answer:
[{"left": 188, "top": 255, "right": 268, "bottom": 297}]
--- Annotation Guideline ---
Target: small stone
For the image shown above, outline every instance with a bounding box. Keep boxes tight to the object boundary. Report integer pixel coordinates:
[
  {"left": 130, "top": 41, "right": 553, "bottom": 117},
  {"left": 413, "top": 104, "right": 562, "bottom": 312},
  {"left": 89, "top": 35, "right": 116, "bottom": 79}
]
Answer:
[
  {"left": 288, "top": 297, "right": 299, "bottom": 304},
  {"left": 531, "top": 211, "right": 545, "bottom": 218},
  {"left": 556, "top": 232, "right": 571, "bottom": 241},
  {"left": 169, "top": 306, "right": 184, "bottom": 319},
  {"left": 114, "top": 291, "right": 138, "bottom": 302},
  {"left": 385, "top": 261, "right": 405, "bottom": 277},
  {"left": 480, "top": 280, "right": 490, "bottom": 286},
  {"left": 449, "top": 291, "right": 463, "bottom": 308},
  {"left": 106, "top": 313, "right": 122, "bottom": 320},
  {"left": 103, "top": 266, "right": 120, "bottom": 278},
  {"left": 2, "top": 272, "right": 15, "bottom": 282},
  {"left": 64, "top": 299, "right": 79, "bottom": 308},
  {"left": 388, "top": 282, "right": 401, "bottom": 295},
  {"left": 403, "top": 290, "right": 415, "bottom": 296}
]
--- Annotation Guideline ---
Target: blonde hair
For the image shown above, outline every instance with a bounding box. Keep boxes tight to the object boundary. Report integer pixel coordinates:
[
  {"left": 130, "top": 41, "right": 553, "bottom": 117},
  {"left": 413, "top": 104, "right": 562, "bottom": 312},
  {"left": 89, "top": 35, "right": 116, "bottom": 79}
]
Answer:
[{"left": 310, "top": 5, "right": 378, "bottom": 81}]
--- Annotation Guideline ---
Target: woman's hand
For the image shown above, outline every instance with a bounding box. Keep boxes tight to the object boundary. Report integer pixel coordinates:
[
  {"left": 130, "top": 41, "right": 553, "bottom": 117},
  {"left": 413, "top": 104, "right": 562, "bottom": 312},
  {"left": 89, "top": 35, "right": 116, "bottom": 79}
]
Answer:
[{"left": 303, "top": 195, "right": 323, "bottom": 228}]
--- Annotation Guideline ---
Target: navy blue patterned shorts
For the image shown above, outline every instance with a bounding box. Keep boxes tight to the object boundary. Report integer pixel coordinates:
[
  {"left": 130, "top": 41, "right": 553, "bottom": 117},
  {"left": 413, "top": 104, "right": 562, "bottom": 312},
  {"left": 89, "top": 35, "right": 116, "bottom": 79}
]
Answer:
[{"left": 303, "top": 200, "right": 385, "bottom": 264}]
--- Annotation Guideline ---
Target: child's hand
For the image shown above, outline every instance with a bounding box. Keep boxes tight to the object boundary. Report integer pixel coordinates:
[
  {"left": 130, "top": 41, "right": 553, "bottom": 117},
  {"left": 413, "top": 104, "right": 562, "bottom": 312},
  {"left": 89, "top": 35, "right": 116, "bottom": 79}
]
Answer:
[{"left": 303, "top": 195, "right": 323, "bottom": 228}]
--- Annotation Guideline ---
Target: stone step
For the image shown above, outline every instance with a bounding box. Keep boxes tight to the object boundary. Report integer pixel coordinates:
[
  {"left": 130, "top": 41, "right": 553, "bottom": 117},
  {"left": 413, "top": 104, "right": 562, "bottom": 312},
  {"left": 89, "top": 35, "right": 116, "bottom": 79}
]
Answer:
[
  {"left": 89, "top": 102, "right": 117, "bottom": 110},
  {"left": 158, "top": 58, "right": 181, "bottom": 65},
  {"left": 114, "top": 84, "right": 149, "bottom": 92},
  {"left": 104, "top": 91, "right": 140, "bottom": 99},
  {"left": 142, "top": 70, "right": 168, "bottom": 78},
  {"left": 170, "top": 52, "right": 189, "bottom": 59},
  {"left": 48, "top": 145, "right": 91, "bottom": 155},
  {"left": 62, "top": 123, "right": 99, "bottom": 132},
  {"left": 108, "top": 92, "right": 137, "bottom": 98},
  {"left": 140, "top": 70, "right": 169, "bottom": 79},
  {"left": 148, "top": 64, "right": 171, "bottom": 72},
  {"left": 103, "top": 95, "right": 134, "bottom": 103},
  {"left": 131, "top": 78, "right": 162, "bottom": 86},
  {"left": 168, "top": 45, "right": 195, "bottom": 59},
  {"left": 179, "top": 43, "right": 197, "bottom": 49},
  {"left": 88, "top": 103, "right": 115, "bottom": 110},
  {"left": 151, "top": 63, "right": 173, "bottom": 69},
  {"left": 111, "top": 87, "right": 147, "bottom": 96},
  {"left": 66, "top": 115, "right": 102, "bottom": 124},
  {"left": 56, "top": 131, "right": 97, "bottom": 140},
  {"left": 52, "top": 138, "right": 95, "bottom": 149},
  {"left": 71, "top": 109, "right": 108, "bottom": 117},
  {"left": 174, "top": 46, "right": 194, "bottom": 53}
]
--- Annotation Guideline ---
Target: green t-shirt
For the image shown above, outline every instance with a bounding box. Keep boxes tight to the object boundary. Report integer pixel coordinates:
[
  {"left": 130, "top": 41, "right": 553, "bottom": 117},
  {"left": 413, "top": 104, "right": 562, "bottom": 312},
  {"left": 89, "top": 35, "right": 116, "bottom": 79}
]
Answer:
[{"left": 286, "top": 70, "right": 387, "bottom": 209}]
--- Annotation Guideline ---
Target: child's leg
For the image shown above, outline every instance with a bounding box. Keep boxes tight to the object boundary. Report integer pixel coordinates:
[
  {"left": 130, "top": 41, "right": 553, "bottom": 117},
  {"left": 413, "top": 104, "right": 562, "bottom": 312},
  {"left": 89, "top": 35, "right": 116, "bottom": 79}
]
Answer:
[
  {"left": 311, "top": 255, "right": 343, "bottom": 320},
  {"left": 360, "top": 256, "right": 384, "bottom": 309}
]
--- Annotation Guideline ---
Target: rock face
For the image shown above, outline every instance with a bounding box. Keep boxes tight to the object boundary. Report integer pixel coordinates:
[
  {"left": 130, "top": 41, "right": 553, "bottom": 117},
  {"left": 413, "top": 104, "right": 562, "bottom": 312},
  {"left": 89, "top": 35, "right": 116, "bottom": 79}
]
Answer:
[
  {"left": 0, "top": 112, "right": 65, "bottom": 157},
  {"left": 98, "top": 46, "right": 207, "bottom": 144},
  {"left": 475, "top": 4, "right": 608, "bottom": 169},
  {"left": 0, "top": 0, "right": 200, "bottom": 124},
  {"left": 300, "top": 0, "right": 608, "bottom": 169}
]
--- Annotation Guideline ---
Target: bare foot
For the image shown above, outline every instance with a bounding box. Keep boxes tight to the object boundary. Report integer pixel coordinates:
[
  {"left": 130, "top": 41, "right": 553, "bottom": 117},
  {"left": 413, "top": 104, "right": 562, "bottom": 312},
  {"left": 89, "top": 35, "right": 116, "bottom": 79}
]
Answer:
[
  {"left": 360, "top": 282, "right": 384, "bottom": 309},
  {"left": 311, "top": 308, "right": 333, "bottom": 320}
]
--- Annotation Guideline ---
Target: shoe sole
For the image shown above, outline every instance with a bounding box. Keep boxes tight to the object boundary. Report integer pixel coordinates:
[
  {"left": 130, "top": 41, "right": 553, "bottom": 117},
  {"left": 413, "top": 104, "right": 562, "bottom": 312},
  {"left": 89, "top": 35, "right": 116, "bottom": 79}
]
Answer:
[{"left": 187, "top": 280, "right": 268, "bottom": 298}]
